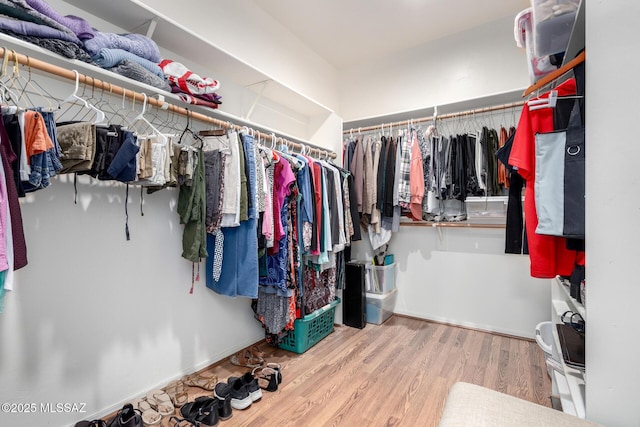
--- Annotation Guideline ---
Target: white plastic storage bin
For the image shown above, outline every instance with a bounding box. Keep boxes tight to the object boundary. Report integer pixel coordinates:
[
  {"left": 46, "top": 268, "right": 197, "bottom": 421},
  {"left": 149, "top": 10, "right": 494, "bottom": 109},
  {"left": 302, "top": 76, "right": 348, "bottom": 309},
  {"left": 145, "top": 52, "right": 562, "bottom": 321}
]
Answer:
[
  {"left": 365, "top": 288, "right": 397, "bottom": 325},
  {"left": 531, "top": 0, "right": 580, "bottom": 57},
  {"left": 535, "top": 321, "right": 563, "bottom": 378},
  {"left": 364, "top": 263, "right": 396, "bottom": 294}
]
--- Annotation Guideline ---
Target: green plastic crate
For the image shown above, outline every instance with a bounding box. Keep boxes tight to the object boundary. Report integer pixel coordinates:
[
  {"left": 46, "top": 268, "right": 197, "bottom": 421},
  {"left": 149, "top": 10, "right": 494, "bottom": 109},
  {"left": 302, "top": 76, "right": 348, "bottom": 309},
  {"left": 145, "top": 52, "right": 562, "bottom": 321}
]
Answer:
[{"left": 279, "top": 298, "right": 340, "bottom": 354}]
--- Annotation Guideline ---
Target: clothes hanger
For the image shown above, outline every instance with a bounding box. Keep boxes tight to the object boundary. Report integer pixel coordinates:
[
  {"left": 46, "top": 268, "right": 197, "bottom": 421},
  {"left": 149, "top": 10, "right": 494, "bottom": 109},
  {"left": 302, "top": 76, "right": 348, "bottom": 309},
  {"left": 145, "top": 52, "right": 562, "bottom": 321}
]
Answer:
[
  {"left": 58, "top": 70, "right": 105, "bottom": 124},
  {"left": 0, "top": 48, "right": 21, "bottom": 109},
  {"left": 178, "top": 108, "right": 204, "bottom": 149},
  {"left": 12, "top": 54, "right": 57, "bottom": 112},
  {"left": 528, "top": 90, "right": 583, "bottom": 111},
  {"left": 127, "top": 93, "right": 167, "bottom": 146}
]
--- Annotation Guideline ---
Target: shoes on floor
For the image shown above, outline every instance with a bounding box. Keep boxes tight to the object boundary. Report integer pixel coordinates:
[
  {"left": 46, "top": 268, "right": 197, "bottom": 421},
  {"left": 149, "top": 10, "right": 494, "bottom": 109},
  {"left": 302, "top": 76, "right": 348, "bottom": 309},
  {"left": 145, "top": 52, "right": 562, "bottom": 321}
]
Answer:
[
  {"left": 213, "top": 382, "right": 233, "bottom": 420},
  {"left": 131, "top": 399, "right": 162, "bottom": 427},
  {"left": 74, "top": 421, "right": 107, "bottom": 427},
  {"left": 252, "top": 366, "right": 279, "bottom": 392},
  {"left": 107, "top": 403, "right": 142, "bottom": 427},
  {"left": 164, "top": 380, "right": 189, "bottom": 407},
  {"left": 146, "top": 389, "right": 174, "bottom": 417},
  {"left": 265, "top": 362, "right": 283, "bottom": 384},
  {"left": 182, "top": 371, "right": 218, "bottom": 391},
  {"left": 230, "top": 349, "right": 263, "bottom": 368},
  {"left": 227, "top": 377, "right": 253, "bottom": 410},
  {"left": 180, "top": 396, "right": 219, "bottom": 426},
  {"left": 228, "top": 372, "right": 262, "bottom": 402},
  {"left": 167, "top": 415, "right": 200, "bottom": 427}
]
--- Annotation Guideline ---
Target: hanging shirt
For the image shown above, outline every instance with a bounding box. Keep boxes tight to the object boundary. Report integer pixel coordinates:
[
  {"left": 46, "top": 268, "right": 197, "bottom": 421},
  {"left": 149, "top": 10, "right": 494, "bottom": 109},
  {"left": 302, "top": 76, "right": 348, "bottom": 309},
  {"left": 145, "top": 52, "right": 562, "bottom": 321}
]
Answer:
[
  {"left": 397, "top": 130, "right": 412, "bottom": 206},
  {"left": 349, "top": 137, "right": 364, "bottom": 212},
  {"left": 370, "top": 138, "right": 382, "bottom": 232},
  {"left": 216, "top": 132, "right": 241, "bottom": 228},
  {"left": 409, "top": 129, "right": 425, "bottom": 220},
  {"left": 263, "top": 153, "right": 275, "bottom": 246},
  {"left": 509, "top": 78, "right": 582, "bottom": 278},
  {"left": 269, "top": 154, "right": 295, "bottom": 255},
  {"left": 361, "top": 136, "right": 375, "bottom": 215}
]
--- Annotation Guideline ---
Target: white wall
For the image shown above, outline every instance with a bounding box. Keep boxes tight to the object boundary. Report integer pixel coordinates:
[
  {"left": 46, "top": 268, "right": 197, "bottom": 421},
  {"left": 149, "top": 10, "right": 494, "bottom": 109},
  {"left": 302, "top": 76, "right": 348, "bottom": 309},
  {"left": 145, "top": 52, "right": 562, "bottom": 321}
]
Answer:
[
  {"left": 586, "top": 1, "right": 640, "bottom": 425},
  {"left": 1, "top": 178, "right": 265, "bottom": 427},
  {"left": 339, "top": 15, "right": 529, "bottom": 122},
  {"left": 0, "top": 2, "right": 342, "bottom": 426},
  {"left": 140, "top": 0, "right": 340, "bottom": 114},
  {"left": 341, "top": 15, "right": 547, "bottom": 339},
  {"left": 352, "top": 226, "right": 549, "bottom": 338}
]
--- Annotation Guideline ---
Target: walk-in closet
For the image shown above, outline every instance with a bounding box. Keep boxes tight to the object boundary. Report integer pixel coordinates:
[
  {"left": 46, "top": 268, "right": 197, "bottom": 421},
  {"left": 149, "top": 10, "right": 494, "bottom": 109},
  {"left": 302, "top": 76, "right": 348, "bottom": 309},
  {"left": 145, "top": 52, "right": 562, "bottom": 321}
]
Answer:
[{"left": 0, "top": 1, "right": 635, "bottom": 426}]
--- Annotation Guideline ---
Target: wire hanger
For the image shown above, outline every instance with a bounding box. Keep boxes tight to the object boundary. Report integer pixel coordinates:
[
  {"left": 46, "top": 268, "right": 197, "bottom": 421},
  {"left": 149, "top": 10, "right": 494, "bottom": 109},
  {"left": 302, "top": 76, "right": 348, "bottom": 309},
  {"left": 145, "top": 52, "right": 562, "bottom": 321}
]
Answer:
[
  {"left": 0, "top": 49, "right": 20, "bottom": 109},
  {"left": 12, "top": 54, "right": 57, "bottom": 111}
]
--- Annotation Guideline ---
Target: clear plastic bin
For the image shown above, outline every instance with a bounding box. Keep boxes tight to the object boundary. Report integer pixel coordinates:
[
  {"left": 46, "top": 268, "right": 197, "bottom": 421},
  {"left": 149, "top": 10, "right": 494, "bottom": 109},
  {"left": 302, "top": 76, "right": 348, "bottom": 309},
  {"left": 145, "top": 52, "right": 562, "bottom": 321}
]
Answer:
[
  {"left": 365, "top": 288, "right": 397, "bottom": 325},
  {"left": 364, "top": 263, "right": 396, "bottom": 294},
  {"left": 531, "top": 0, "right": 580, "bottom": 57}
]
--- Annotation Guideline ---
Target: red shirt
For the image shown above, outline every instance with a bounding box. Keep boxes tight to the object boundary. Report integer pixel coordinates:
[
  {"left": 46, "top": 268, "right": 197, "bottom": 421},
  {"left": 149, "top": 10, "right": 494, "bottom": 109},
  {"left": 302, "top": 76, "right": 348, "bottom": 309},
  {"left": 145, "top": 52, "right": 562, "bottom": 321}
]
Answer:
[{"left": 509, "top": 78, "right": 584, "bottom": 278}]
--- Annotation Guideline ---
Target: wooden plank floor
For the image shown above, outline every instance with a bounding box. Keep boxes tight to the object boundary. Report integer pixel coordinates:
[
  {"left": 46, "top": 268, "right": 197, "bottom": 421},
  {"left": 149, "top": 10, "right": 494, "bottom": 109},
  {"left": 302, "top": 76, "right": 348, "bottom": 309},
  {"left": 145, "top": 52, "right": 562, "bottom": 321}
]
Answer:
[{"left": 143, "top": 316, "right": 552, "bottom": 427}]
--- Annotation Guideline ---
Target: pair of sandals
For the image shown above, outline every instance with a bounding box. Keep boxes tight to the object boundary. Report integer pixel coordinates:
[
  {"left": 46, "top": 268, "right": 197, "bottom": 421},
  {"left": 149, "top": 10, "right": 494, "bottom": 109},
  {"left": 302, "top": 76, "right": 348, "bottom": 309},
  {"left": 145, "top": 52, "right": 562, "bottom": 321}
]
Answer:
[
  {"left": 181, "top": 371, "right": 218, "bottom": 391},
  {"left": 230, "top": 345, "right": 265, "bottom": 368},
  {"left": 164, "top": 379, "right": 190, "bottom": 407},
  {"left": 132, "top": 390, "right": 174, "bottom": 426},
  {"left": 252, "top": 362, "right": 283, "bottom": 392}
]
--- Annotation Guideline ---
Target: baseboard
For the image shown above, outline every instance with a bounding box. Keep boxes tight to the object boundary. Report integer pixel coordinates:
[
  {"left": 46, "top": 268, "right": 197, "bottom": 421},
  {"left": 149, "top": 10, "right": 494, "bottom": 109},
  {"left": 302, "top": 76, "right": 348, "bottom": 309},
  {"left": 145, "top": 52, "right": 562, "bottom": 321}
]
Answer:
[
  {"left": 88, "top": 335, "right": 267, "bottom": 422},
  {"left": 392, "top": 312, "right": 536, "bottom": 342}
]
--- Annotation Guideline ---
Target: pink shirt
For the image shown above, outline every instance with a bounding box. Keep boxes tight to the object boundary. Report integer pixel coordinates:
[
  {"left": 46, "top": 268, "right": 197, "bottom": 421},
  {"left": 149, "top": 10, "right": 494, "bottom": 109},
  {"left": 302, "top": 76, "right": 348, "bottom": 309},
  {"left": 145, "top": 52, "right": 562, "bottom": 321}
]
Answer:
[
  {"left": 270, "top": 155, "right": 295, "bottom": 255},
  {"left": 409, "top": 131, "right": 424, "bottom": 220}
]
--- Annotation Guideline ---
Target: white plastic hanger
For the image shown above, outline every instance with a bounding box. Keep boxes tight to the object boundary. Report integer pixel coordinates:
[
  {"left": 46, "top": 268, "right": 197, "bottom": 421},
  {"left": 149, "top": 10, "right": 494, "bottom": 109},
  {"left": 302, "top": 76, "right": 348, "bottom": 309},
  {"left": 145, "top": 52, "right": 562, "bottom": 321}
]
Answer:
[
  {"left": 60, "top": 70, "right": 105, "bottom": 124},
  {"left": 528, "top": 90, "right": 583, "bottom": 111},
  {"left": 127, "top": 93, "right": 167, "bottom": 146}
]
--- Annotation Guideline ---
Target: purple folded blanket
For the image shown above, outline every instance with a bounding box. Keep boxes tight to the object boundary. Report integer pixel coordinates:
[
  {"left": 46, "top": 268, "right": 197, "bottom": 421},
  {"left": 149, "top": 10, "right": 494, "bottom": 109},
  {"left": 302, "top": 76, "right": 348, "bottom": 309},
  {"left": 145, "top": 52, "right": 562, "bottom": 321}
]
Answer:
[
  {"left": 0, "top": 14, "right": 80, "bottom": 43},
  {"left": 24, "top": 0, "right": 93, "bottom": 40},
  {"left": 84, "top": 31, "right": 161, "bottom": 63}
]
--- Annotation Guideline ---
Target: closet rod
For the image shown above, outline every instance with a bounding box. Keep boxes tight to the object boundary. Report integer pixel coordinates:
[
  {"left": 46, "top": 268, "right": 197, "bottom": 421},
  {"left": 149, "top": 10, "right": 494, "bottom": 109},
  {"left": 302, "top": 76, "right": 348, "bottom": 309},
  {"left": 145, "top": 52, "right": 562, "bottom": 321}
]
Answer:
[
  {"left": 0, "top": 47, "right": 336, "bottom": 159},
  {"left": 342, "top": 100, "right": 525, "bottom": 134},
  {"left": 522, "top": 50, "right": 585, "bottom": 97},
  {"left": 399, "top": 222, "right": 505, "bottom": 229}
]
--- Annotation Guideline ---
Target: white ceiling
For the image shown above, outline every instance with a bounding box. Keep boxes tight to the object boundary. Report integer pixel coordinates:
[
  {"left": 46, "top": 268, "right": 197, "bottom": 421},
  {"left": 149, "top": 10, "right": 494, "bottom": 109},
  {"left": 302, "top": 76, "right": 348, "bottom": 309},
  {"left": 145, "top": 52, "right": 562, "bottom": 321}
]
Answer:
[{"left": 251, "top": 0, "right": 530, "bottom": 69}]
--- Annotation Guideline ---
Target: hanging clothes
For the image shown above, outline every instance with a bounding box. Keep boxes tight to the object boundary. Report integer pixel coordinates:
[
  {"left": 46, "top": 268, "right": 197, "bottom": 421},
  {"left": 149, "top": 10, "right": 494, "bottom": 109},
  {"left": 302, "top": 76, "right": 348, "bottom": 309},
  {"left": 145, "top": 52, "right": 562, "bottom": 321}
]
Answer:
[
  {"left": 508, "top": 78, "right": 582, "bottom": 278},
  {"left": 206, "top": 132, "right": 259, "bottom": 298},
  {"left": 177, "top": 148, "right": 207, "bottom": 262}
]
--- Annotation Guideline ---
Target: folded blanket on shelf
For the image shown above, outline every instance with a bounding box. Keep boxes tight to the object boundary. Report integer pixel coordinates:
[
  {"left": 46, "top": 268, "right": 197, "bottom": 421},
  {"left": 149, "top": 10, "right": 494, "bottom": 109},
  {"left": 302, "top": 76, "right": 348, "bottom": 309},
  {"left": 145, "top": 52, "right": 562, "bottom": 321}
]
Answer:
[
  {"left": 24, "top": 0, "right": 93, "bottom": 40},
  {"left": 160, "top": 59, "right": 220, "bottom": 95},
  {"left": 170, "top": 85, "right": 222, "bottom": 103},
  {"left": 0, "top": 0, "right": 75, "bottom": 37},
  {"left": 0, "top": 28, "right": 92, "bottom": 62},
  {"left": 84, "top": 31, "right": 161, "bottom": 63},
  {"left": 0, "top": 14, "right": 80, "bottom": 43},
  {"left": 92, "top": 48, "right": 163, "bottom": 78},
  {"left": 176, "top": 93, "right": 220, "bottom": 109},
  {"left": 109, "top": 60, "right": 171, "bottom": 92}
]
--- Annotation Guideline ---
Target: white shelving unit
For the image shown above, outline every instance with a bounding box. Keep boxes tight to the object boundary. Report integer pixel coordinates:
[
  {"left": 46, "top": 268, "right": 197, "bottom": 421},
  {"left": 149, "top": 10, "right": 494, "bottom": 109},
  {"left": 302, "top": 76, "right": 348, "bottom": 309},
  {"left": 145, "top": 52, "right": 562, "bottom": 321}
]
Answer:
[
  {"left": 62, "top": 0, "right": 332, "bottom": 119},
  {"left": 550, "top": 276, "right": 586, "bottom": 419}
]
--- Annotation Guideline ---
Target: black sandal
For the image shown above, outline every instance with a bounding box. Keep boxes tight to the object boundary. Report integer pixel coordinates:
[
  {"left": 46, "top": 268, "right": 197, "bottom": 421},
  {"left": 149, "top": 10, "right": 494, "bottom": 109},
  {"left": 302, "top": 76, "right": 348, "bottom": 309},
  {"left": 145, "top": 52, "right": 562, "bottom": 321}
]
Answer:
[
  {"left": 252, "top": 366, "right": 279, "bottom": 392},
  {"left": 266, "top": 362, "right": 283, "bottom": 384},
  {"left": 180, "top": 396, "right": 218, "bottom": 426}
]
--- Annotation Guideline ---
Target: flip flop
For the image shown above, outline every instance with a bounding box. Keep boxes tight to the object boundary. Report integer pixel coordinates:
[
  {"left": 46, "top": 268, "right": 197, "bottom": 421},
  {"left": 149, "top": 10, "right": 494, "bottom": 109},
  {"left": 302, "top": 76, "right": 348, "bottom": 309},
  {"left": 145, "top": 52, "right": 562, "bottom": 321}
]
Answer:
[{"left": 146, "top": 389, "right": 175, "bottom": 416}]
